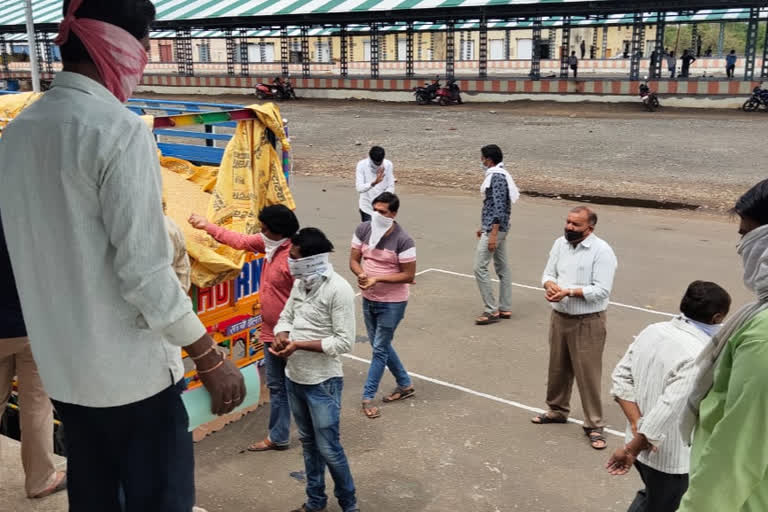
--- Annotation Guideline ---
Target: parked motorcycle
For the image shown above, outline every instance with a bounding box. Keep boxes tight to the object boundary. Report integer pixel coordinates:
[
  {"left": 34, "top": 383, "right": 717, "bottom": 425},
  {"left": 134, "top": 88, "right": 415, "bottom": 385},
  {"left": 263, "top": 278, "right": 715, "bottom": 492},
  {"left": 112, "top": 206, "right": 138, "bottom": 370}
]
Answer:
[
  {"left": 255, "top": 79, "right": 297, "bottom": 100},
  {"left": 414, "top": 78, "right": 441, "bottom": 105},
  {"left": 639, "top": 78, "right": 660, "bottom": 112},
  {"left": 436, "top": 79, "right": 463, "bottom": 106},
  {"left": 742, "top": 82, "right": 768, "bottom": 112}
]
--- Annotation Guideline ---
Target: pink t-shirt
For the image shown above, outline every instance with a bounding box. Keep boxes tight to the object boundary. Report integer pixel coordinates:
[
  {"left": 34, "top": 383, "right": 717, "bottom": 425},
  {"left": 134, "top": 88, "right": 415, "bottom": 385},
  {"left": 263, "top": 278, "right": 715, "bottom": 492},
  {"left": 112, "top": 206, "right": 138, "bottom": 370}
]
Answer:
[
  {"left": 351, "top": 222, "right": 416, "bottom": 303},
  {"left": 205, "top": 225, "right": 293, "bottom": 343}
]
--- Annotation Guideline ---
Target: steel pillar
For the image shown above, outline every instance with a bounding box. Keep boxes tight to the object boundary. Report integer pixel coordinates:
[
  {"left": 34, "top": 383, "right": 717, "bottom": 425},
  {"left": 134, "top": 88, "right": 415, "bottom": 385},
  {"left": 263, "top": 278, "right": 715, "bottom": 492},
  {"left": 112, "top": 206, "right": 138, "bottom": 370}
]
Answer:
[
  {"left": 406, "top": 22, "right": 415, "bottom": 77},
  {"left": 340, "top": 25, "right": 349, "bottom": 77},
  {"left": 280, "top": 27, "right": 289, "bottom": 77},
  {"left": 174, "top": 29, "right": 194, "bottom": 77},
  {"left": 762, "top": 21, "right": 768, "bottom": 78},
  {"left": 560, "top": 18, "right": 571, "bottom": 78},
  {"left": 717, "top": 22, "right": 726, "bottom": 57},
  {"left": 629, "top": 13, "right": 645, "bottom": 80},
  {"left": 445, "top": 21, "right": 455, "bottom": 79},
  {"left": 381, "top": 30, "right": 387, "bottom": 61},
  {"left": 479, "top": 17, "right": 488, "bottom": 78},
  {"left": 0, "top": 36, "right": 9, "bottom": 73},
  {"left": 418, "top": 31, "right": 424, "bottom": 60},
  {"left": 36, "top": 32, "right": 53, "bottom": 75},
  {"left": 259, "top": 39, "right": 267, "bottom": 64},
  {"left": 745, "top": 8, "right": 759, "bottom": 81},
  {"left": 300, "top": 26, "right": 310, "bottom": 78},
  {"left": 691, "top": 23, "right": 699, "bottom": 56},
  {"left": 238, "top": 29, "right": 249, "bottom": 77},
  {"left": 504, "top": 29, "right": 511, "bottom": 60},
  {"left": 530, "top": 18, "right": 542, "bottom": 80},
  {"left": 225, "top": 30, "right": 236, "bottom": 76},
  {"left": 548, "top": 28, "right": 557, "bottom": 59},
  {"left": 370, "top": 22, "right": 380, "bottom": 78},
  {"left": 591, "top": 27, "right": 598, "bottom": 59},
  {"left": 601, "top": 26, "right": 608, "bottom": 58},
  {"left": 652, "top": 13, "right": 666, "bottom": 79}
]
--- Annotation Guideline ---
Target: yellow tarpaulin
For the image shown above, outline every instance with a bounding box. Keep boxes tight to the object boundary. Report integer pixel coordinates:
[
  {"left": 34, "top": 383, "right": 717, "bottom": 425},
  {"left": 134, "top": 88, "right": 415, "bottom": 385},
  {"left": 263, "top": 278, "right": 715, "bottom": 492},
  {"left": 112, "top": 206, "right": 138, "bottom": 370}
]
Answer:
[
  {"left": 0, "top": 92, "right": 43, "bottom": 133},
  {"left": 163, "top": 103, "right": 295, "bottom": 288},
  {"left": 1, "top": 93, "right": 294, "bottom": 289}
]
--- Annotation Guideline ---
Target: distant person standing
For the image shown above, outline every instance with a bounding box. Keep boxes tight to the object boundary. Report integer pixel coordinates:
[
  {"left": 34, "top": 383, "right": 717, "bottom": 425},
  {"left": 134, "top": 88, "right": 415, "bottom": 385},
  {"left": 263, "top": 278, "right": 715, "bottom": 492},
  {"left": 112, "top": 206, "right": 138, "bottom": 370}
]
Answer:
[
  {"left": 356, "top": 146, "right": 395, "bottom": 223},
  {"left": 704, "top": 46, "right": 713, "bottom": 57},
  {"left": 474, "top": 145, "right": 519, "bottom": 325},
  {"left": 681, "top": 50, "right": 696, "bottom": 78},
  {"left": 726, "top": 50, "right": 737, "bottom": 79},
  {"left": 568, "top": 51, "right": 579, "bottom": 79},
  {"left": 0, "top": 214, "right": 67, "bottom": 500},
  {"left": 667, "top": 51, "right": 677, "bottom": 79},
  {"left": 532, "top": 206, "right": 618, "bottom": 451},
  {"left": 580, "top": 40, "right": 586, "bottom": 59},
  {"left": 649, "top": 50, "right": 659, "bottom": 78}
]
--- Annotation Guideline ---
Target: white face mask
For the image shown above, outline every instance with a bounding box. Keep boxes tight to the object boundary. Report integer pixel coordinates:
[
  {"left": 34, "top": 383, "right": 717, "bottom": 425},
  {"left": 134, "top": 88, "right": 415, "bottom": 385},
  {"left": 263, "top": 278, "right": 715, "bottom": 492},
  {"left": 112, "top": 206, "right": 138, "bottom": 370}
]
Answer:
[
  {"left": 369, "top": 212, "right": 394, "bottom": 249},
  {"left": 262, "top": 235, "right": 288, "bottom": 263},
  {"left": 288, "top": 253, "right": 330, "bottom": 289}
]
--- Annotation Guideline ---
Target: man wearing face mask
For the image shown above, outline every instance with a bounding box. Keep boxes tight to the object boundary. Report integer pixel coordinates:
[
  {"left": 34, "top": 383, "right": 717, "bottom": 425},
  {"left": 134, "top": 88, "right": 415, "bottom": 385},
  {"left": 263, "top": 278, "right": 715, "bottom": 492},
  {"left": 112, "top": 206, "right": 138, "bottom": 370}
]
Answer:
[
  {"left": 677, "top": 178, "right": 768, "bottom": 512},
  {"left": 474, "top": 144, "right": 519, "bottom": 325},
  {"left": 606, "top": 281, "right": 731, "bottom": 512},
  {"left": 356, "top": 146, "right": 395, "bottom": 222},
  {"left": 270, "top": 228, "right": 359, "bottom": 512},
  {"left": 350, "top": 192, "right": 416, "bottom": 419},
  {"left": 189, "top": 205, "right": 299, "bottom": 453},
  {"left": 0, "top": 1, "right": 245, "bottom": 510},
  {"left": 532, "top": 206, "right": 617, "bottom": 451}
]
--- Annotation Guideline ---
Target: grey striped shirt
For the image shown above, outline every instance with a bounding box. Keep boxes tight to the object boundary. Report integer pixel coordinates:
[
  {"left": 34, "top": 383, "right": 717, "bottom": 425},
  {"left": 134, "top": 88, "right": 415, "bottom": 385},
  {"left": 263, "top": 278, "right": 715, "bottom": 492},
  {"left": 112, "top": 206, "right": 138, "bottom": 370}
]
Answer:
[
  {"left": 541, "top": 234, "right": 617, "bottom": 315},
  {"left": 611, "top": 316, "right": 710, "bottom": 474}
]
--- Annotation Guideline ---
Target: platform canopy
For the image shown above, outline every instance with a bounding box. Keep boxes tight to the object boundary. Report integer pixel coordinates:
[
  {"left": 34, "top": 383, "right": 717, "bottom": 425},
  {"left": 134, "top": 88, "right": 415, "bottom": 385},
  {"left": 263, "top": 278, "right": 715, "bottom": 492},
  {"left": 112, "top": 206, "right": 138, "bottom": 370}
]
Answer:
[{"left": 1, "top": 0, "right": 767, "bottom": 32}]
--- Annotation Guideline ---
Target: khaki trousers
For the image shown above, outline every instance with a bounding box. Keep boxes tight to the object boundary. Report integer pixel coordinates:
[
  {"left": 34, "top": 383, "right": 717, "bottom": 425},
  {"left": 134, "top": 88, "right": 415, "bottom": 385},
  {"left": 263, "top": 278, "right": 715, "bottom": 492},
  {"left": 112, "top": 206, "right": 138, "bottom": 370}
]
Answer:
[
  {"left": 0, "top": 337, "right": 56, "bottom": 497},
  {"left": 545, "top": 310, "right": 607, "bottom": 429}
]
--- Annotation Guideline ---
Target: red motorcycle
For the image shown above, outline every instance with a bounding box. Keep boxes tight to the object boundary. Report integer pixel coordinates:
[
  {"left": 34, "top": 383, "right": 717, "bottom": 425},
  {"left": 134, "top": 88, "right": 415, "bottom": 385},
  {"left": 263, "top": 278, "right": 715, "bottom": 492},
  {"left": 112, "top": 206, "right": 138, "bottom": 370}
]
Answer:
[
  {"left": 255, "top": 79, "right": 297, "bottom": 100},
  {"left": 436, "top": 79, "right": 462, "bottom": 106}
]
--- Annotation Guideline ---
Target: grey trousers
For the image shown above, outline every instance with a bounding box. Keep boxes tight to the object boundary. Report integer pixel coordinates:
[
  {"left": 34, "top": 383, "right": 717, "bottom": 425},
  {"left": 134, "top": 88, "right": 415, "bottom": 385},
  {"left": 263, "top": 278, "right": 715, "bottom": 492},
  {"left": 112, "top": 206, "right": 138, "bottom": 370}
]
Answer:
[{"left": 473, "top": 230, "right": 511, "bottom": 314}]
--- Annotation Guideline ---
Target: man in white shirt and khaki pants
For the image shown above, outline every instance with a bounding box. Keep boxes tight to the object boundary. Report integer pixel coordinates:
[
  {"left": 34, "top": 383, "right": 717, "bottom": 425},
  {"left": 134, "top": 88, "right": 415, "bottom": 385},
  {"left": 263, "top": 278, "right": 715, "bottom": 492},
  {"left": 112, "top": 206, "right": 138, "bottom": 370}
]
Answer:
[{"left": 532, "top": 206, "right": 618, "bottom": 451}]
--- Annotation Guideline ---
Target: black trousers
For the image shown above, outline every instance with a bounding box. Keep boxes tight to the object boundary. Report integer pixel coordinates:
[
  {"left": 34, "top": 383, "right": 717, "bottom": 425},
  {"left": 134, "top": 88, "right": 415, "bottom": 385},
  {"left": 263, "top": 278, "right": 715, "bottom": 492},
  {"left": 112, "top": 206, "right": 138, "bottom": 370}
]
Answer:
[
  {"left": 359, "top": 210, "right": 371, "bottom": 222},
  {"left": 627, "top": 460, "right": 688, "bottom": 512},
  {"left": 53, "top": 380, "right": 195, "bottom": 512}
]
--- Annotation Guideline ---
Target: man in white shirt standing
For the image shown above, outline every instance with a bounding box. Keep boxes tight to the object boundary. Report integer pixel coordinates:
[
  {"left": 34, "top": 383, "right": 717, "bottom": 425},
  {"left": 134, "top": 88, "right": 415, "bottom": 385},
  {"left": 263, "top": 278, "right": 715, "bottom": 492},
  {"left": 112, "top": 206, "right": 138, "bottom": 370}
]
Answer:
[
  {"left": 532, "top": 206, "right": 618, "bottom": 451},
  {"left": 606, "top": 281, "right": 731, "bottom": 512},
  {"left": 0, "top": 1, "right": 244, "bottom": 510},
  {"left": 356, "top": 146, "right": 395, "bottom": 222}
]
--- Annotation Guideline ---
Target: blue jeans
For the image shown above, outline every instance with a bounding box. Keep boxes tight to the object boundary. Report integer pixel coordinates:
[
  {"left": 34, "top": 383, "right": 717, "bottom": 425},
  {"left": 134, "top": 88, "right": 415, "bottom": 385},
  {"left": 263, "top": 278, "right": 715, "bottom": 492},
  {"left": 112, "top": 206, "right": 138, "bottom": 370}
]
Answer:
[
  {"left": 286, "top": 377, "right": 357, "bottom": 512},
  {"left": 263, "top": 342, "right": 291, "bottom": 446},
  {"left": 362, "top": 299, "right": 411, "bottom": 401}
]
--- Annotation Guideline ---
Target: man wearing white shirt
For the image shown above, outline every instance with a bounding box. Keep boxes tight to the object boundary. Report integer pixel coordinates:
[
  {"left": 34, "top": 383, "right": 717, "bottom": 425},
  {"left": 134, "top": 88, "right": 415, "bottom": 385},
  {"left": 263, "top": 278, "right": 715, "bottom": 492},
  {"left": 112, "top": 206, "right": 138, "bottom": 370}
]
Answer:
[
  {"left": 0, "top": 1, "right": 244, "bottom": 509},
  {"left": 606, "top": 281, "right": 731, "bottom": 512},
  {"left": 356, "top": 146, "right": 395, "bottom": 222},
  {"left": 532, "top": 206, "right": 618, "bottom": 451}
]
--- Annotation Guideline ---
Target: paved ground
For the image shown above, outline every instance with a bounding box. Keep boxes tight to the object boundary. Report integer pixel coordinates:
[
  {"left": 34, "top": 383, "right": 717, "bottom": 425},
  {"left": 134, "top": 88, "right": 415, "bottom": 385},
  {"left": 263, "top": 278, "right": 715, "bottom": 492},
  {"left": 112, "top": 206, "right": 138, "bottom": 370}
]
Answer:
[
  {"left": 1, "top": 161, "right": 757, "bottom": 508},
  {"left": 2, "top": 176, "right": 753, "bottom": 511},
  {"left": 140, "top": 94, "right": 768, "bottom": 211}
]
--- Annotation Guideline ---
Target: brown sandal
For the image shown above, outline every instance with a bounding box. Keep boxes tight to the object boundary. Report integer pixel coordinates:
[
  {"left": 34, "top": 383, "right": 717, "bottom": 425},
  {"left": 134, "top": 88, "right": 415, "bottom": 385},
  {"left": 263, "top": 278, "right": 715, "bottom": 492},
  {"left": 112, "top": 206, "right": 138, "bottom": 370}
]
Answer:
[
  {"left": 362, "top": 401, "right": 381, "bottom": 419},
  {"left": 475, "top": 312, "right": 500, "bottom": 325},
  {"left": 247, "top": 438, "right": 290, "bottom": 452},
  {"left": 383, "top": 386, "right": 415, "bottom": 403},
  {"left": 585, "top": 428, "right": 607, "bottom": 450},
  {"left": 499, "top": 311, "right": 512, "bottom": 320}
]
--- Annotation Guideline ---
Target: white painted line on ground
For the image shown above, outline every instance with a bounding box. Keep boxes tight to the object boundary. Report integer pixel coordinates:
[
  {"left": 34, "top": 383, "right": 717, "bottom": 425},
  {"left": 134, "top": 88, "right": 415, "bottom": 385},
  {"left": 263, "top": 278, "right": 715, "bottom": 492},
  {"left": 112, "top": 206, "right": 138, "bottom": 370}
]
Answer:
[
  {"left": 343, "top": 353, "right": 625, "bottom": 438},
  {"left": 421, "top": 267, "right": 675, "bottom": 318}
]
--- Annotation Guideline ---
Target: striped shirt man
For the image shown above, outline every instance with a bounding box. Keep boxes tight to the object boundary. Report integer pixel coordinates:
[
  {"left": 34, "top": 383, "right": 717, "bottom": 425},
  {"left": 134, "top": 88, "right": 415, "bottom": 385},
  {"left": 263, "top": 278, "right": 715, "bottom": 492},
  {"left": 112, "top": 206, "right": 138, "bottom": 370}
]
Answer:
[{"left": 611, "top": 316, "right": 710, "bottom": 474}]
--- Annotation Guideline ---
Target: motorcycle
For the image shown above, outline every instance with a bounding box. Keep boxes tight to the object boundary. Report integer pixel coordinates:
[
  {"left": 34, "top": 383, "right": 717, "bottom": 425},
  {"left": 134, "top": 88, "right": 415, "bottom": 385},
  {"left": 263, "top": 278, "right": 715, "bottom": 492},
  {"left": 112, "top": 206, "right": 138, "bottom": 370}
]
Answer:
[
  {"left": 413, "top": 79, "right": 441, "bottom": 105},
  {"left": 255, "top": 79, "right": 297, "bottom": 100},
  {"left": 639, "top": 78, "right": 660, "bottom": 112},
  {"left": 742, "top": 82, "right": 768, "bottom": 112},
  {"left": 436, "top": 79, "right": 463, "bottom": 106}
]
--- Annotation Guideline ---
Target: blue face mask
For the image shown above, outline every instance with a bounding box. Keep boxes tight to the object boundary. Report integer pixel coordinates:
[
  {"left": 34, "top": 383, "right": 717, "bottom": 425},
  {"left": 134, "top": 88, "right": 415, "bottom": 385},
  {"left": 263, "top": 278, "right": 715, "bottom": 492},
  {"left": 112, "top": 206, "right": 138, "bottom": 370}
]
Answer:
[{"left": 684, "top": 315, "right": 722, "bottom": 338}]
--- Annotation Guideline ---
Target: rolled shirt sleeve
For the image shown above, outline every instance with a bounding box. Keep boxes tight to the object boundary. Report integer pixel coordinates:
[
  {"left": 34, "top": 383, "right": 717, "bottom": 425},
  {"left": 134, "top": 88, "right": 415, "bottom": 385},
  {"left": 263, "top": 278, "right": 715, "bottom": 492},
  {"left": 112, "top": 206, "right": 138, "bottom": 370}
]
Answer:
[
  {"left": 581, "top": 245, "right": 617, "bottom": 303},
  {"left": 541, "top": 240, "right": 560, "bottom": 286},
  {"left": 320, "top": 282, "right": 356, "bottom": 357},
  {"left": 98, "top": 123, "right": 205, "bottom": 347}
]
